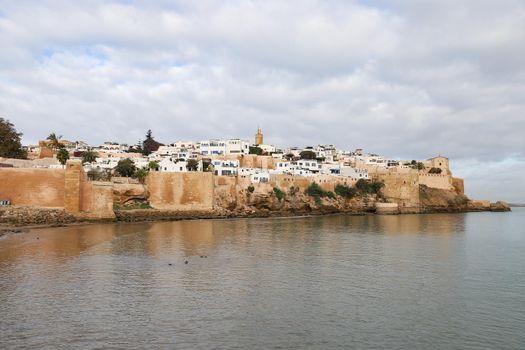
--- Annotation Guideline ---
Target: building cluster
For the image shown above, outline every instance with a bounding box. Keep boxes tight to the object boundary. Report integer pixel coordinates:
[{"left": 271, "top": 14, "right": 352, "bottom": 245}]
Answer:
[{"left": 22, "top": 127, "right": 450, "bottom": 185}]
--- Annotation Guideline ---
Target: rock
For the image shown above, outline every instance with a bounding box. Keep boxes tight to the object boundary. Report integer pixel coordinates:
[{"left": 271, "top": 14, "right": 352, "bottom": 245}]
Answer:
[{"left": 490, "top": 201, "right": 511, "bottom": 212}]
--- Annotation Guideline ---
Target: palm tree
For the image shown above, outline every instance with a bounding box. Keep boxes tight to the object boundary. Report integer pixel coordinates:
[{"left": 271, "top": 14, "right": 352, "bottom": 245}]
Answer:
[
  {"left": 46, "top": 133, "right": 63, "bottom": 150},
  {"left": 57, "top": 148, "right": 70, "bottom": 165}
]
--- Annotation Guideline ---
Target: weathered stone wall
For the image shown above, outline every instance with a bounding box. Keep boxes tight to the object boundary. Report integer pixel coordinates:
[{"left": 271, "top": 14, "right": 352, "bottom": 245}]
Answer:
[
  {"left": 147, "top": 172, "right": 214, "bottom": 211},
  {"left": 240, "top": 155, "right": 275, "bottom": 169},
  {"left": 376, "top": 172, "right": 420, "bottom": 213},
  {"left": 81, "top": 181, "right": 115, "bottom": 219},
  {"left": 452, "top": 177, "right": 465, "bottom": 195},
  {"left": 0, "top": 168, "right": 65, "bottom": 208},
  {"left": 418, "top": 173, "right": 453, "bottom": 190}
]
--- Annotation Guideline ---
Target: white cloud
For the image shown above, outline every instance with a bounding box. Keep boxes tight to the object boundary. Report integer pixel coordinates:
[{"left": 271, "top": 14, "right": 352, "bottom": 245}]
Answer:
[{"left": 0, "top": 0, "right": 524, "bottom": 201}]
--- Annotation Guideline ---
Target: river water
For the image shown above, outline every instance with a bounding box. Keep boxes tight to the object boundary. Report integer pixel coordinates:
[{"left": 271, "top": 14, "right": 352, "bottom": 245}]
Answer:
[{"left": 1, "top": 209, "right": 524, "bottom": 349}]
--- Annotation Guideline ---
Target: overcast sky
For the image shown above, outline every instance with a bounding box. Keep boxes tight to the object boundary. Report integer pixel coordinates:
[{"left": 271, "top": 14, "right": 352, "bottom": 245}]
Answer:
[{"left": 1, "top": 0, "right": 524, "bottom": 202}]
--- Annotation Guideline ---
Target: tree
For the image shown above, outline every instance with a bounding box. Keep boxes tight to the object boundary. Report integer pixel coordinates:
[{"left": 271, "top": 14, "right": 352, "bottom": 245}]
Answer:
[
  {"left": 46, "top": 133, "right": 63, "bottom": 150},
  {"left": 249, "top": 146, "right": 263, "bottom": 155},
  {"left": 335, "top": 184, "right": 357, "bottom": 199},
  {"left": 134, "top": 168, "right": 149, "bottom": 184},
  {"left": 429, "top": 167, "right": 442, "bottom": 174},
  {"left": 0, "top": 118, "right": 27, "bottom": 159},
  {"left": 284, "top": 153, "right": 295, "bottom": 161},
  {"left": 82, "top": 150, "right": 98, "bottom": 164},
  {"left": 57, "top": 148, "right": 70, "bottom": 165},
  {"left": 299, "top": 150, "right": 316, "bottom": 160},
  {"left": 115, "top": 158, "right": 136, "bottom": 177},
  {"left": 186, "top": 159, "right": 199, "bottom": 171},
  {"left": 142, "top": 129, "right": 163, "bottom": 155},
  {"left": 148, "top": 160, "right": 160, "bottom": 171}
]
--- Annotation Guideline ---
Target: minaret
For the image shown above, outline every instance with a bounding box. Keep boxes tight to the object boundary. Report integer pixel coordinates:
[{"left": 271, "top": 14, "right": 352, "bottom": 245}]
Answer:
[{"left": 255, "top": 126, "right": 263, "bottom": 145}]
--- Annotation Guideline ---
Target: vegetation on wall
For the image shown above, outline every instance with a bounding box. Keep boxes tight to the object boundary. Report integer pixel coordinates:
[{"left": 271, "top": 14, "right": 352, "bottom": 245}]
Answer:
[
  {"left": 335, "top": 184, "right": 357, "bottom": 199},
  {"left": 355, "top": 179, "right": 384, "bottom": 194},
  {"left": 273, "top": 187, "right": 285, "bottom": 202},
  {"left": 0, "top": 118, "right": 27, "bottom": 159},
  {"left": 428, "top": 167, "right": 442, "bottom": 174},
  {"left": 247, "top": 185, "right": 255, "bottom": 193},
  {"left": 305, "top": 182, "right": 335, "bottom": 205}
]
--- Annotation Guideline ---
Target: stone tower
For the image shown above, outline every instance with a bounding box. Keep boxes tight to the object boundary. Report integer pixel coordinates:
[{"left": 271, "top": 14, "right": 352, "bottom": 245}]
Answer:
[{"left": 255, "top": 126, "right": 263, "bottom": 145}]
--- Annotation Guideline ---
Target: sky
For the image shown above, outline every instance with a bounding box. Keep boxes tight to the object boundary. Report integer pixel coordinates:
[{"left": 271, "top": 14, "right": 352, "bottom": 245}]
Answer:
[{"left": 0, "top": 0, "right": 524, "bottom": 202}]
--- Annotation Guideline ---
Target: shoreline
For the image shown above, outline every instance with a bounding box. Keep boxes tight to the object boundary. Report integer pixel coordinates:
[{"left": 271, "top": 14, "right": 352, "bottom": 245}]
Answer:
[{"left": 0, "top": 205, "right": 511, "bottom": 235}]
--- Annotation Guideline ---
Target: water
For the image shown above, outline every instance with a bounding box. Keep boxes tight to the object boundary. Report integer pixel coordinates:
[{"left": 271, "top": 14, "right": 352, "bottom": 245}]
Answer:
[{"left": 1, "top": 209, "right": 524, "bottom": 349}]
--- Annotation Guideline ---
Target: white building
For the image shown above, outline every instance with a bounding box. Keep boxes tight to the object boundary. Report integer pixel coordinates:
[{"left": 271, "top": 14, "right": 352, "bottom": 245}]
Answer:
[
  {"left": 199, "top": 139, "right": 250, "bottom": 156},
  {"left": 211, "top": 159, "right": 239, "bottom": 176}
]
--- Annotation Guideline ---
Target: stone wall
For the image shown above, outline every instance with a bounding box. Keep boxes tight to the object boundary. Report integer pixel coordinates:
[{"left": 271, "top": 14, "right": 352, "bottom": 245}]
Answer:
[
  {"left": 376, "top": 172, "right": 420, "bottom": 213},
  {"left": 418, "top": 173, "right": 453, "bottom": 190},
  {"left": 452, "top": 177, "right": 465, "bottom": 195},
  {"left": 0, "top": 168, "right": 65, "bottom": 208},
  {"left": 147, "top": 172, "right": 214, "bottom": 211}
]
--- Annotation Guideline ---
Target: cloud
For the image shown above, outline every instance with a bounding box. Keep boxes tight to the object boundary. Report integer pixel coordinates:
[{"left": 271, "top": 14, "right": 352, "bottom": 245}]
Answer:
[{"left": 0, "top": 0, "right": 524, "bottom": 201}]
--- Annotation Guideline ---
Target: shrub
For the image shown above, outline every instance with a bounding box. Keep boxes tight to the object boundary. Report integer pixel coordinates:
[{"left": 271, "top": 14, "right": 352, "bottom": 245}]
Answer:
[
  {"left": 134, "top": 168, "right": 149, "bottom": 184},
  {"left": 247, "top": 185, "right": 255, "bottom": 193},
  {"left": 355, "top": 179, "right": 384, "bottom": 194},
  {"left": 116, "top": 158, "right": 136, "bottom": 177},
  {"left": 428, "top": 167, "right": 442, "bottom": 174},
  {"left": 273, "top": 187, "right": 285, "bottom": 202},
  {"left": 305, "top": 182, "right": 335, "bottom": 205},
  {"left": 335, "top": 184, "right": 357, "bottom": 198},
  {"left": 249, "top": 146, "right": 263, "bottom": 155},
  {"left": 288, "top": 186, "right": 299, "bottom": 196}
]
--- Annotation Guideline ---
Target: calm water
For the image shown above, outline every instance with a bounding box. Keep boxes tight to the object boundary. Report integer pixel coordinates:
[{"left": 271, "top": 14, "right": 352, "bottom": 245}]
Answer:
[{"left": 1, "top": 210, "right": 524, "bottom": 349}]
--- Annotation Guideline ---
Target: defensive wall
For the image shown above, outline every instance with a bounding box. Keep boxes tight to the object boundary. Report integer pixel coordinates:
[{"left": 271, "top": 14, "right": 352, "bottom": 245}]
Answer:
[
  {"left": 0, "top": 161, "right": 114, "bottom": 219},
  {"left": 1, "top": 158, "right": 466, "bottom": 218},
  {"left": 418, "top": 173, "right": 454, "bottom": 191},
  {"left": 147, "top": 172, "right": 214, "bottom": 211}
]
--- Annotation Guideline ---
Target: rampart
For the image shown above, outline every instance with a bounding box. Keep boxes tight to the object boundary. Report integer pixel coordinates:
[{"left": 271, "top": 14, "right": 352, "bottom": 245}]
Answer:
[
  {"left": 147, "top": 172, "right": 214, "bottom": 211},
  {"left": 418, "top": 173, "right": 453, "bottom": 190},
  {"left": 0, "top": 168, "right": 65, "bottom": 208}
]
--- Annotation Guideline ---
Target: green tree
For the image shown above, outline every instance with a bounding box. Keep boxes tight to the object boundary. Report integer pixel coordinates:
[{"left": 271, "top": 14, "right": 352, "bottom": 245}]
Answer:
[
  {"left": 134, "top": 168, "right": 149, "bottom": 184},
  {"left": 249, "top": 146, "right": 263, "bottom": 155},
  {"left": 299, "top": 150, "right": 316, "bottom": 159},
  {"left": 57, "top": 148, "right": 70, "bottom": 165},
  {"left": 46, "top": 133, "right": 63, "bottom": 150},
  {"left": 0, "top": 118, "right": 27, "bottom": 159},
  {"left": 186, "top": 159, "right": 199, "bottom": 171},
  {"left": 335, "top": 184, "right": 357, "bottom": 198},
  {"left": 115, "top": 158, "right": 136, "bottom": 177},
  {"left": 284, "top": 153, "right": 295, "bottom": 161},
  {"left": 81, "top": 150, "right": 98, "bottom": 164},
  {"left": 273, "top": 187, "right": 285, "bottom": 202},
  {"left": 148, "top": 160, "right": 160, "bottom": 171}
]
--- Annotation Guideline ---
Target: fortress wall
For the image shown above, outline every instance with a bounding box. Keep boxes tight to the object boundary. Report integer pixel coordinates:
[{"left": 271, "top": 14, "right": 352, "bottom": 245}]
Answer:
[
  {"left": 240, "top": 155, "right": 275, "bottom": 169},
  {"left": 418, "top": 173, "right": 453, "bottom": 190},
  {"left": 0, "top": 168, "right": 65, "bottom": 208},
  {"left": 147, "top": 172, "right": 214, "bottom": 211},
  {"left": 452, "top": 177, "right": 465, "bottom": 195},
  {"left": 376, "top": 172, "right": 420, "bottom": 212},
  {"left": 81, "top": 181, "right": 115, "bottom": 219}
]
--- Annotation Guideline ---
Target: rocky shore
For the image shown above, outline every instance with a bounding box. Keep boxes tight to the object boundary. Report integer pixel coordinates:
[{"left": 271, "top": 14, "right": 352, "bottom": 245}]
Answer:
[{"left": 0, "top": 185, "right": 510, "bottom": 232}]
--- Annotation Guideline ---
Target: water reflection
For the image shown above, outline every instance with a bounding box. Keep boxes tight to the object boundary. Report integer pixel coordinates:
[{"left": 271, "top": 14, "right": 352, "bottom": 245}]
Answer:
[
  {"left": 0, "top": 211, "right": 524, "bottom": 350},
  {"left": 0, "top": 213, "right": 467, "bottom": 264}
]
